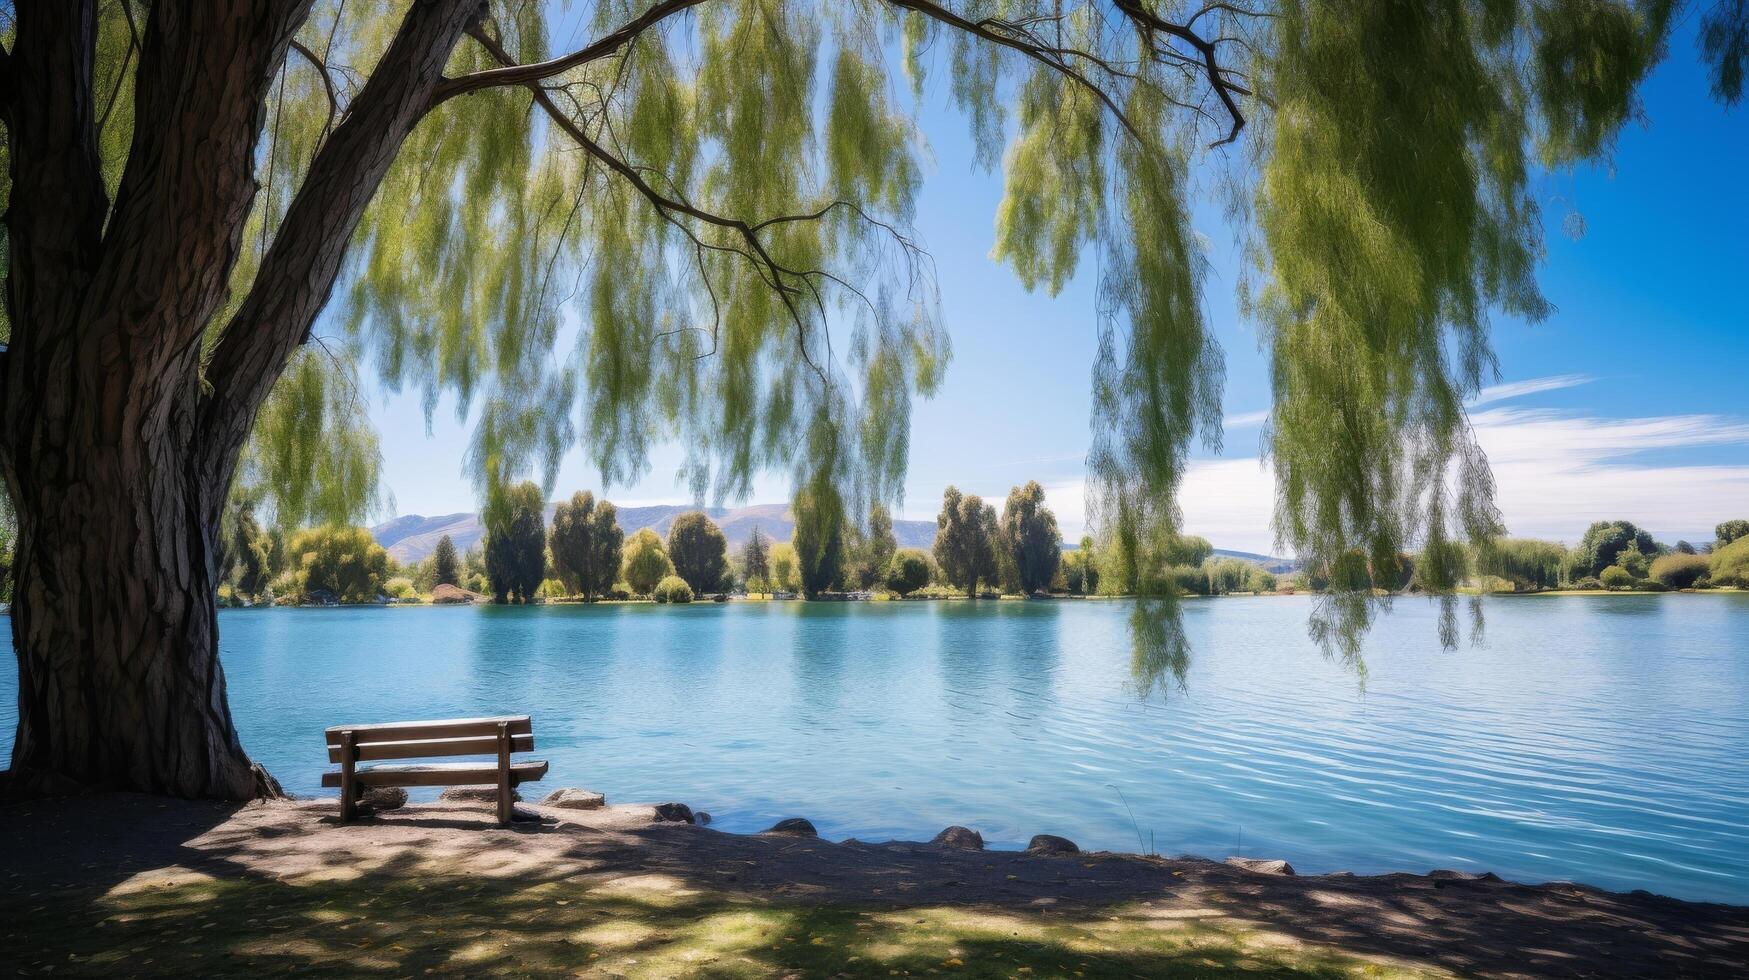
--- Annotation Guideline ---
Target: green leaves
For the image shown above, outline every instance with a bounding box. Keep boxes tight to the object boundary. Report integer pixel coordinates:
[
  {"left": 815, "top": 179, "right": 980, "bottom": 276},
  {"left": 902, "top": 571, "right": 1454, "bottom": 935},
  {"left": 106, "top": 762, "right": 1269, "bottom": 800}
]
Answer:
[
  {"left": 622, "top": 527, "right": 676, "bottom": 595},
  {"left": 550, "top": 492, "right": 625, "bottom": 598},
  {"left": 1699, "top": 1, "right": 1749, "bottom": 105},
  {"left": 1533, "top": 0, "right": 1672, "bottom": 163},
  {"left": 1000, "top": 480, "right": 1061, "bottom": 594},
  {"left": 827, "top": 47, "right": 921, "bottom": 222},
  {"left": 1251, "top": 0, "right": 1666, "bottom": 660},
  {"left": 992, "top": 71, "right": 1106, "bottom": 294},
  {"left": 483, "top": 480, "right": 548, "bottom": 602},
  {"left": 238, "top": 347, "right": 388, "bottom": 530},
  {"left": 932, "top": 485, "right": 997, "bottom": 597}
]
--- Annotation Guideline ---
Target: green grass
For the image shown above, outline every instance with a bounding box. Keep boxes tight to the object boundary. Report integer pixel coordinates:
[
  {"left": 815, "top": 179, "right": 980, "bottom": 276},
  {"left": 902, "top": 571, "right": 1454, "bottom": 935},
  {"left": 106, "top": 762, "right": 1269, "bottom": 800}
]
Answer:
[{"left": 6, "top": 868, "right": 1434, "bottom": 978}]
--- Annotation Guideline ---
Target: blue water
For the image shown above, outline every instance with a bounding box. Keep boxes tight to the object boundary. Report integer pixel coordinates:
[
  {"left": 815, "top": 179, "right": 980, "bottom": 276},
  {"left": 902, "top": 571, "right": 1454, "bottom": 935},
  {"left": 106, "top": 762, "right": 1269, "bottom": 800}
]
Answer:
[{"left": 4, "top": 595, "right": 1747, "bottom": 904}]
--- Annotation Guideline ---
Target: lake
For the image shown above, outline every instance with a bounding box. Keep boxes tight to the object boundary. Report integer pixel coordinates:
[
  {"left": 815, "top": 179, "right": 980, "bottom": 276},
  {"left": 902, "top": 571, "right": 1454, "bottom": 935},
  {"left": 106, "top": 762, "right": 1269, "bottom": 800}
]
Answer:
[{"left": 4, "top": 594, "right": 1747, "bottom": 904}]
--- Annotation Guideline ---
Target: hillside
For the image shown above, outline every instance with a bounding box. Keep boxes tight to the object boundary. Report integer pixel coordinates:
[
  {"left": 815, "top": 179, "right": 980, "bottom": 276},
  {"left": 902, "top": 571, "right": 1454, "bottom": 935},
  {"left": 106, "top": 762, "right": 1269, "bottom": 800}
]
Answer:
[
  {"left": 1212, "top": 549, "right": 1301, "bottom": 575},
  {"left": 372, "top": 505, "right": 1297, "bottom": 571},
  {"left": 372, "top": 502, "right": 936, "bottom": 563}
]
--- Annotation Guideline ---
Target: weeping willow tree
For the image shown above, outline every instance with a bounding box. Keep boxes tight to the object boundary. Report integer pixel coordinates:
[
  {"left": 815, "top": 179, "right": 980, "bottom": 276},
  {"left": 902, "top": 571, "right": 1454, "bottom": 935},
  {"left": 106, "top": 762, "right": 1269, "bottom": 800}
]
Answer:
[{"left": 0, "top": 0, "right": 1722, "bottom": 798}]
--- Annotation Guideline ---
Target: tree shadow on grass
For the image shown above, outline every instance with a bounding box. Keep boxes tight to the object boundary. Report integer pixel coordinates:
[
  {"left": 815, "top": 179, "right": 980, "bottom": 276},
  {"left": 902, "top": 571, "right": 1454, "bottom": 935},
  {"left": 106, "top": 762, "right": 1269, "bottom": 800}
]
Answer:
[
  {"left": 6, "top": 855, "right": 1377, "bottom": 978},
  {"left": 5, "top": 794, "right": 1748, "bottom": 977}
]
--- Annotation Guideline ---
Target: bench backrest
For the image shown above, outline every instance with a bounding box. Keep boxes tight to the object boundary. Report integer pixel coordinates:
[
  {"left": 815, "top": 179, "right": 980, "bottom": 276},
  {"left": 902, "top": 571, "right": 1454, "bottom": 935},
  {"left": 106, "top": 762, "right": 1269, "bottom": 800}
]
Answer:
[{"left": 324, "top": 715, "right": 534, "bottom": 763}]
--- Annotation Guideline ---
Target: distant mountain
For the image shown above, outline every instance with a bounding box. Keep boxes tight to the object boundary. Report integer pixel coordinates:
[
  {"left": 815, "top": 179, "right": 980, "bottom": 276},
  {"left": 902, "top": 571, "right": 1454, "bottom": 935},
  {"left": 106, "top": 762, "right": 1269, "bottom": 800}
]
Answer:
[
  {"left": 371, "top": 512, "right": 481, "bottom": 565},
  {"left": 371, "top": 505, "right": 1294, "bottom": 571},
  {"left": 373, "top": 502, "right": 936, "bottom": 563},
  {"left": 1212, "top": 549, "right": 1301, "bottom": 575},
  {"left": 1051, "top": 542, "right": 1299, "bottom": 574}
]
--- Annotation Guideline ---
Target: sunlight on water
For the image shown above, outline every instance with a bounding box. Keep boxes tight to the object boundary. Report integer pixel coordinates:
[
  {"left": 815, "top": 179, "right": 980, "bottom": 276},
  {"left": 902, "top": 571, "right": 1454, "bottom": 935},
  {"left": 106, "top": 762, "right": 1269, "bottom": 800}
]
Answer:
[{"left": 4, "top": 594, "right": 1747, "bottom": 903}]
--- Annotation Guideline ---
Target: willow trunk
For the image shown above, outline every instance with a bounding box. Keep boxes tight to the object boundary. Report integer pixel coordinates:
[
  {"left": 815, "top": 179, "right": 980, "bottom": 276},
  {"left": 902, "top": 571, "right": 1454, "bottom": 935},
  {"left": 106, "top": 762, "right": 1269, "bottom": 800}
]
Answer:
[{"left": 1, "top": 335, "right": 268, "bottom": 800}]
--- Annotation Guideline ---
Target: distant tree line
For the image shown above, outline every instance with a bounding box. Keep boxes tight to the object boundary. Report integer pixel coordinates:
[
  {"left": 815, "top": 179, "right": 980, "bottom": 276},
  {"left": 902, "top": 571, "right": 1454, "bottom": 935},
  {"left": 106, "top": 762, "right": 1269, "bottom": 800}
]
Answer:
[
  {"left": 192, "top": 482, "right": 1749, "bottom": 607},
  {"left": 190, "top": 473, "right": 1294, "bottom": 606},
  {"left": 471, "top": 477, "right": 1096, "bottom": 602},
  {"left": 1488, "top": 519, "right": 1749, "bottom": 593},
  {"left": 1283, "top": 518, "right": 1749, "bottom": 597}
]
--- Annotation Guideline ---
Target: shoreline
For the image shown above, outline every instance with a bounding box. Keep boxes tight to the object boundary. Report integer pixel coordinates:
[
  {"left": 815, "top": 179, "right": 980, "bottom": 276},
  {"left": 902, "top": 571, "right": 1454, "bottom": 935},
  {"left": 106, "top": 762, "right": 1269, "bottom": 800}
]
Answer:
[
  {"left": 221, "top": 586, "right": 1749, "bottom": 610},
  {"left": 4, "top": 793, "right": 1745, "bottom": 977}
]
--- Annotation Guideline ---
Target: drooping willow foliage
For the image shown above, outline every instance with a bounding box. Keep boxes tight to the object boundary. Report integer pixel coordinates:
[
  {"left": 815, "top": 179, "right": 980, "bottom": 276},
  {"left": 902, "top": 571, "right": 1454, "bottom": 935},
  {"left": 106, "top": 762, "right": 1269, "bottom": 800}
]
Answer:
[
  {"left": 1250, "top": 0, "right": 1671, "bottom": 662},
  {"left": 7, "top": 0, "right": 1718, "bottom": 689}
]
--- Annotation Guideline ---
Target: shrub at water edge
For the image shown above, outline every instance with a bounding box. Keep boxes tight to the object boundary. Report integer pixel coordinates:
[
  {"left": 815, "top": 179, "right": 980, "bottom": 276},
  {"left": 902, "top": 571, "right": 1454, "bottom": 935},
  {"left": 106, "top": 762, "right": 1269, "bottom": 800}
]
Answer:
[
  {"left": 653, "top": 575, "right": 694, "bottom": 604},
  {"left": 768, "top": 542, "right": 800, "bottom": 593},
  {"left": 1574, "top": 521, "right": 1660, "bottom": 578},
  {"left": 1709, "top": 537, "right": 1749, "bottom": 587},
  {"left": 287, "top": 525, "right": 390, "bottom": 603},
  {"left": 1650, "top": 553, "right": 1710, "bottom": 590},
  {"left": 622, "top": 529, "right": 675, "bottom": 597},
  {"left": 885, "top": 549, "right": 932, "bottom": 596},
  {"left": 1063, "top": 536, "right": 1099, "bottom": 595},
  {"left": 1475, "top": 538, "right": 1567, "bottom": 592}
]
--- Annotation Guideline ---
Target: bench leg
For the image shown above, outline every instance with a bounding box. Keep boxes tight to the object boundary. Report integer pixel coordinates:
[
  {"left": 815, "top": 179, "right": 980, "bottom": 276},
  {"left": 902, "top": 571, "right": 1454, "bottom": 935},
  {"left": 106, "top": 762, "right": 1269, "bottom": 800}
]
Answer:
[
  {"left": 339, "top": 730, "right": 358, "bottom": 823},
  {"left": 496, "top": 721, "right": 513, "bottom": 827}
]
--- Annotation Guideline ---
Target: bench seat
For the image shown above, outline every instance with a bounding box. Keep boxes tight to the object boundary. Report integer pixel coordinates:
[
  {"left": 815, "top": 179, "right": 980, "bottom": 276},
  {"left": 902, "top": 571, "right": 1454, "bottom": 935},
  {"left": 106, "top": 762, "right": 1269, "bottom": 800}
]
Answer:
[
  {"left": 324, "top": 715, "right": 532, "bottom": 741},
  {"left": 321, "top": 760, "right": 549, "bottom": 789},
  {"left": 325, "top": 734, "right": 535, "bottom": 763}
]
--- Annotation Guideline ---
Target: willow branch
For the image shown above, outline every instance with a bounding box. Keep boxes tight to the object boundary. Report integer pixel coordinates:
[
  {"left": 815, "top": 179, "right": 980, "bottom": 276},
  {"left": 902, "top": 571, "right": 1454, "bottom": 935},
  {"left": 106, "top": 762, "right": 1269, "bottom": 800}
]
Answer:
[
  {"left": 200, "top": 0, "right": 483, "bottom": 478},
  {"left": 1111, "top": 0, "right": 1249, "bottom": 146},
  {"left": 1188, "top": 2, "right": 1276, "bottom": 28},
  {"left": 290, "top": 39, "right": 339, "bottom": 139},
  {"left": 459, "top": 24, "right": 831, "bottom": 379},
  {"left": 429, "top": 0, "right": 711, "bottom": 106},
  {"left": 884, "top": 0, "right": 1145, "bottom": 144}
]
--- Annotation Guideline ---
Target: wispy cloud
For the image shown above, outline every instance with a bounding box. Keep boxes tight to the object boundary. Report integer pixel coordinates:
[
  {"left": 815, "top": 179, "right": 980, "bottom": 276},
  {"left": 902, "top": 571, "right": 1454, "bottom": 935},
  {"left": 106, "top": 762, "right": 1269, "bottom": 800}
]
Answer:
[
  {"left": 1037, "top": 406, "right": 1749, "bottom": 554},
  {"left": 1468, "top": 407, "right": 1749, "bottom": 464},
  {"left": 1223, "top": 409, "right": 1270, "bottom": 428},
  {"left": 1223, "top": 374, "right": 1593, "bottom": 429},
  {"left": 1472, "top": 408, "right": 1749, "bottom": 543},
  {"left": 1469, "top": 373, "right": 1594, "bottom": 407}
]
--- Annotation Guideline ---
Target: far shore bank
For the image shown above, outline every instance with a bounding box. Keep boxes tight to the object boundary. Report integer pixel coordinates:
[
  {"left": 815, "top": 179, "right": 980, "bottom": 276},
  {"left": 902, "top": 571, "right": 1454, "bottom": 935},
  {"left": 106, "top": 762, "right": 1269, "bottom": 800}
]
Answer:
[
  {"left": 221, "top": 586, "right": 1749, "bottom": 610},
  {"left": 4, "top": 792, "right": 1745, "bottom": 977}
]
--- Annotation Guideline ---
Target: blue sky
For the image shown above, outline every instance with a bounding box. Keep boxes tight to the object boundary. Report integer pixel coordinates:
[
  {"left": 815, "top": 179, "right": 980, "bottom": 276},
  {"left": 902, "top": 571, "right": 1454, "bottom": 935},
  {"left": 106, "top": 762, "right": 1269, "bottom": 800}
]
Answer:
[{"left": 365, "top": 18, "right": 1747, "bottom": 555}]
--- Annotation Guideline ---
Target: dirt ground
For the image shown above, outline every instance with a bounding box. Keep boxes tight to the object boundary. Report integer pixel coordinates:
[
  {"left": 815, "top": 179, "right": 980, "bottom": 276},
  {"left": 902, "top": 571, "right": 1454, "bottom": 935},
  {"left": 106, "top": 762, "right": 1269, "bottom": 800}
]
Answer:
[{"left": 3, "top": 793, "right": 1746, "bottom": 977}]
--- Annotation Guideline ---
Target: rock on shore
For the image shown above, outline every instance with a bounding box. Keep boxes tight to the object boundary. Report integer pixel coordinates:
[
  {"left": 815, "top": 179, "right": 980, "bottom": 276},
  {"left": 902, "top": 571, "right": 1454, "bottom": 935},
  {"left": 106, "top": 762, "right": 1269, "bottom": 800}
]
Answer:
[
  {"left": 762, "top": 818, "right": 818, "bottom": 837},
  {"left": 931, "top": 825, "right": 984, "bottom": 850},
  {"left": 1226, "top": 857, "right": 1295, "bottom": 876},
  {"left": 540, "top": 787, "right": 606, "bottom": 810},
  {"left": 439, "top": 786, "right": 520, "bottom": 804}
]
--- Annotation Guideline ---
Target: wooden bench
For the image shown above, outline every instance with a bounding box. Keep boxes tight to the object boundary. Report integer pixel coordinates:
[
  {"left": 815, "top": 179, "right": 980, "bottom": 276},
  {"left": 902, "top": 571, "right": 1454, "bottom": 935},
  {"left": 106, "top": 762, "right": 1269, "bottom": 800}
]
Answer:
[{"left": 322, "top": 715, "right": 549, "bottom": 826}]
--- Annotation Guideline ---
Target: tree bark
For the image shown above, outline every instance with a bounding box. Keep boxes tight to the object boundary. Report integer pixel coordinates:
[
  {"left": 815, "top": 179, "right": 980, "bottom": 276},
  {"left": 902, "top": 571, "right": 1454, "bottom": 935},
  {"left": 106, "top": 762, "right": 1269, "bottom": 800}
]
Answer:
[
  {"left": 1, "top": 352, "right": 273, "bottom": 799},
  {"left": 2, "top": 0, "right": 480, "bottom": 799}
]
